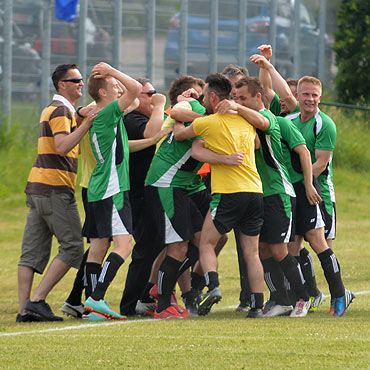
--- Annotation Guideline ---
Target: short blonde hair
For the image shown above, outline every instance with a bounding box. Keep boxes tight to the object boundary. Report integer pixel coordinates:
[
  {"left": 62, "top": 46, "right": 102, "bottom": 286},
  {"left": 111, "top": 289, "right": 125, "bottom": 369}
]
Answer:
[
  {"left": 88, "top": 74, "right": 109, "bottom": 102},
  {"left": 298, "top": 76, "right": 322, "bottom": 94}
]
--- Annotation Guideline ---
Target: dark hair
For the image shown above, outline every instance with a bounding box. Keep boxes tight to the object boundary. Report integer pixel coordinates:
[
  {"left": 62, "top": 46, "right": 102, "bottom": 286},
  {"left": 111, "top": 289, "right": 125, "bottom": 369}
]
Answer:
[
  {"left": 168, "top": 75, "right": 205, "bottom": 106},
  {"left": 52, "top": 64, "right": 79, "bottom": 91},
  {"left": 286, "top": 78, "right": 298, "bottom": 89},
  {"left": 205, "top": 73, "right": 232, "bottom": 100},
  {"left": 235, "top": 76, "right": 265, "bottom": 100},
  {"left": 136, "top": 77, "right": 150, "bottom": 86},
  {"left": 87, "top": 74, "right": 109, "bottom": 102},
  {"left": 222, "top": 64, "right": 249, "bottom": 79}
]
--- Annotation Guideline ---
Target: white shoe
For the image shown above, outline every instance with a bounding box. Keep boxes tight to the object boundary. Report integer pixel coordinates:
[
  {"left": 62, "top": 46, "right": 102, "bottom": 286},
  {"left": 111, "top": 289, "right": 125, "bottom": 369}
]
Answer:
[
  {"left": 61, "top": 301, "right": 84, "bottom": 318},
  {"left": 290, "top": 299, "right": 311, "bottom": 317},
  {"left": 135, "top": 300, "right": 156, "bottom": 316},
  {"left": 264, "top": 304, "right": 293, "bottom": 317}
]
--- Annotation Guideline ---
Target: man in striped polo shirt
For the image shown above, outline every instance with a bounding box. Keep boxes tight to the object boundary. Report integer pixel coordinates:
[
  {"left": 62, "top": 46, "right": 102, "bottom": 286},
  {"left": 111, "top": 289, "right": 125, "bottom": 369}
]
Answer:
[{"left": 17, "top": 64, "right": 98, "bottom": 322}]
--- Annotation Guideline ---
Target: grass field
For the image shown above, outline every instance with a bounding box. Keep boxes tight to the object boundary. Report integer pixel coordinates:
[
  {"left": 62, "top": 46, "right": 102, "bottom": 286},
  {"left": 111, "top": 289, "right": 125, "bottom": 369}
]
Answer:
[
  {"left": 0, "top": 106, "right": 369, "bottom": 369},
  {"left": 0, "top": 167, "right": 369, "bottom": 369}
]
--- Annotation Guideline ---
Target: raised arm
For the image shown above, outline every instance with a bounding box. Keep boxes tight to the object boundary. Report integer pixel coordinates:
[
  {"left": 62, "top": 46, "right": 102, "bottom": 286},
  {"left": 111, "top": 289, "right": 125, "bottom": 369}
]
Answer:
[
  {"left": 191, "top": 139, "right": 244, "bottom": 166},
  {"left": 143, "top": 93, "right": 166, "bottom": 138},
  {"left": 256, "top": 44, "right": 275, "bottom": 107},
  {"left": 250, "top": 53, "right": 297, "bottom": 113},
  {"left": 92, "top": 62, "right": 141, "bottom": 112},
  {"left": 171, "top": 106, "right": 204, "bottom": 123}
]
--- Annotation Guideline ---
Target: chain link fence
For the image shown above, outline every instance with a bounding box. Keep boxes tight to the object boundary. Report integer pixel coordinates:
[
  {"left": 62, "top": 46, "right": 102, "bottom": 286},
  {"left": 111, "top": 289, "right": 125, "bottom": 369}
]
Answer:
[{"left": 1, "top": 0, "right": 338, "bottom": 120}]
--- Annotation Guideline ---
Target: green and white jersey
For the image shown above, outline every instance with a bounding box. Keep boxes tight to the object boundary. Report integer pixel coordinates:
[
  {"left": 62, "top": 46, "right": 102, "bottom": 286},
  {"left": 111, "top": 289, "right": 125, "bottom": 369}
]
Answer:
[
  {"left": 145, "top": 100, "right": 206, "bottom": 191},
  {"left": 88, "top": 100, "right": 130, "bottom": 202},
  {"left": 277, "top": 116, "right": 306, "bottom": 185},
  {"left": 255, "top": 109, "right": 295, "bottom": 197},
  {"left": 269, "top": 92, "right": 300, "bottom": 117},
  {"left": 286, "top": 109, "right": 336, "bottom": 204}
]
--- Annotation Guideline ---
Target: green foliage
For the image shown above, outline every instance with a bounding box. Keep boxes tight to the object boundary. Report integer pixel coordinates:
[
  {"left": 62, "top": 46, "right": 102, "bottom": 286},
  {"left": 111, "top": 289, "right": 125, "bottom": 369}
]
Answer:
[{"left": 333, "top": 0, "right": 370, "bottom": 105}]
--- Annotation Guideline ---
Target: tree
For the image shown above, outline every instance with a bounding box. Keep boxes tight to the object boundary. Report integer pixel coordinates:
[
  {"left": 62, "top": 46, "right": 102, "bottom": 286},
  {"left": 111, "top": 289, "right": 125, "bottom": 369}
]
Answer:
[{"left": 333, "top": 0, "right": 370, "bottom": 105}]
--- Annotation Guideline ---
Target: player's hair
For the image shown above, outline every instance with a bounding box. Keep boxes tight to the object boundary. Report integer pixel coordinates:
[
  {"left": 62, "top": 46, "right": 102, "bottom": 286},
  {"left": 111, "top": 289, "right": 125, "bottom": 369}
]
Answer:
[
  {"left": 52, "top": 64, "right": 79, "bottom": 91},
  {"left": 87, "top": 74, "right": 109, "bottom": 102},
  {"left": 235, "top": 76, "right": 265, "bottom": 101},
  {"left": 136, "top": 77, "right": 150, "bottom": 86},
  {"left": 286, "top": 78, "right": 298, "bottom": 89},
  {"left": 222, "top": 64, "right": 249, "bottom": 79},
  {"left": 168, "top": 75, "right": 205, "bottom": 106},
  {"left": 205, "top": 73, "right": 232, "bottom": 100},
  {"left": 297, "top": 76, "right": 322, "bottom": 93}
]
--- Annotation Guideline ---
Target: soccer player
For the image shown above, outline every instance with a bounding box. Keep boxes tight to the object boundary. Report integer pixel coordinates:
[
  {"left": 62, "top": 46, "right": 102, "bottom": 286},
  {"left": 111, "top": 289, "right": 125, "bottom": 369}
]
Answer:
[{"left": 174, "top": 73, "right": 265, "bottom": 318}]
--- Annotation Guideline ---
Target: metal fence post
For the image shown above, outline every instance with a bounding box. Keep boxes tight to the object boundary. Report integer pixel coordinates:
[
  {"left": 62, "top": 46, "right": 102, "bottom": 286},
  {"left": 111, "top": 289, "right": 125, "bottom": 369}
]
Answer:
[
  {"left": 318, "top": 0, "right": 327, "bottom": 83},
  {"left": 179, "top": 0, "right": 188, "bottom": 76},
  {"left": 113, "top": 0, "right": 122, "bottom": 70},
  {"left": 40, "top": 0, "right": 51, "bottom": 111},
  {"left": 146, "top": 0, "right": 156, "bottom": 80},
  {"left": 209, "top": 0, "right": 218, "bottom": 73},
  {"left": 238, "top": 0, "right": 247, "bottom": 68},
  {"left": 269, "top": 0, "right": 277, "bottom": 65},
  {"left": 2, "top": 0, "right": 13, "bottom": 125},
  {"left": 78, "top": 0, "right": 88, "bottom": 101},
  {"left": 293, "top": 0, "right": 301, "bottom": 79}
]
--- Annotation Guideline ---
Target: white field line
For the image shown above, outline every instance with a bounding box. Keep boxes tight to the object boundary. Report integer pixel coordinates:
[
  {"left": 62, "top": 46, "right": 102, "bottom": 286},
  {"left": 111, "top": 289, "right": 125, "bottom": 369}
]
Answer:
[{"left": 1, "top": 290, "right": 369, "bottom": 338}]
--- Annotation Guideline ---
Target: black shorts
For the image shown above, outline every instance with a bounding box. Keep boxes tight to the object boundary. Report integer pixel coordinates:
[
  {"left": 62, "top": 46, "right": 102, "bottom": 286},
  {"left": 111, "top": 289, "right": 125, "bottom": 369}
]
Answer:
[
  {"left": 145, "top": 186, "right": 204, "bottom": 244},
  {"left": 260, "top": 194, "right": 295, "bottom": 244},
  {"left": 293, "top": 180, "right": 325, "bottom": 236},
  {"left": 210, "top": 192, "right": 264, "bottom": 236},
  {"left": 322, "top": 200, "right": 336, "bottom": 240},
  {"left": 86, "top": 191, "right": 132, "bottom": 238},
  {"left": 190, "top": 189, "right": 212, "bottom": 218}
]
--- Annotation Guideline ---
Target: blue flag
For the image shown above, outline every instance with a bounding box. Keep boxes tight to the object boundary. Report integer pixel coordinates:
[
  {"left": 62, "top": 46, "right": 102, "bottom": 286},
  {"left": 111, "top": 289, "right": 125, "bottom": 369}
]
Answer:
[{"left": 55, "top": 0, "right": 79, "bottom": 22}]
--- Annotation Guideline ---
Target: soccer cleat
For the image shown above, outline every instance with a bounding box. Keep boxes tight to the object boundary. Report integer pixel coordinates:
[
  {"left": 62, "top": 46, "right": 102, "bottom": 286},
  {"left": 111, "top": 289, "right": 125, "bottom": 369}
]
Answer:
[
  {"left": 61, "top": 301, "right": 84, "bottom": 318},
  {"left": 262, "top": 300, "right": 276, "bottom": 315},
  {"left": 236, "top": 303, "right": 250, "bottom": 313},
  {"left": 84, "top": 297, "right": 126, "bottom": 320},
  {"left": 24, "top": 300, "right": 63, "bottom": 322},
  {"left": 135, "top": 300, "right": 156, "bottom": 317},
  {"left": 149, "top": 284, "right": 178, "bottom": 305},
  {"left": 153, "top": 305, "right": 186, "bottom": 319},
  {"left": 334, "top": 289, "right": 355, "bottom": 317},
  {"left": 246, "top": 309, "right": 263, "bottom": 319},
  {"left": 330, "top": 297, "right": 336, "bottom": 315},
  {"left": 290, "top": 299, "right": 311, "bottom": 317},
  {"left": 264, "top": 304, "right": 293, "bottom": 317},
  {"left": 309, "top": 292, "right": 326, "bottom": 312},
  {"left": 16, "top": 313, "right": 40, "bottom": 323},
  {"left": 85, "top": 312, "right": 111, "bottom": 321},
  {"left": 197, "top": 287, "right": 222, "bottom": 316},
  {"left": 171, "top": 304, "right": 190, "bottom": 318}
]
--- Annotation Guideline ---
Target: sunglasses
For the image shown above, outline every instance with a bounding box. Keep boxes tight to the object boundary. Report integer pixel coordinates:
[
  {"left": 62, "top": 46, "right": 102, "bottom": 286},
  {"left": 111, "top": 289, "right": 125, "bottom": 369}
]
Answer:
[
  {"left": 62, "top": 78, "right": 83, "bottom": 83},
  {"left": 141, "top": 90, "right": 156, "bottom": 97}
]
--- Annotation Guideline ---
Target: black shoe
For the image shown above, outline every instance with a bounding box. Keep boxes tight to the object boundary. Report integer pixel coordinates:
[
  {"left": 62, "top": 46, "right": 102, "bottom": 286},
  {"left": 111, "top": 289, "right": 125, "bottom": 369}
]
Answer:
[
  {"left": 16, "top": 313, "right": 40, "bottom": 323},
  {"left": 197, "top": 287, "right": 222, "bottom": 316},
  {"left": 246, "top": 309, "right": 263, "bottom": 319},
  {"left": 182, "top": 292, "right": 198, "bottom": 316},
  {"left": 24, "top": 300, "right": 64, "bottom": 322}
]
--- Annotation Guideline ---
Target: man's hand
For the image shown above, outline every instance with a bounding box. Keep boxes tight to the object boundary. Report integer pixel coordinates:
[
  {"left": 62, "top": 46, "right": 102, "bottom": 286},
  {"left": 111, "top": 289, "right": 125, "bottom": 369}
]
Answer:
[
  {"left": 151, "top": 93, "right": 166, "bottom": 107},
  {"left": 92, "top": 62, "right": 114, "bottom": 79},
  {"left": 305, "top": 184, "right": 322, "bottom": 206},
  {"left": 215, "top": 99, "right": 238, "bottom": 114},
  {"left": 257, "top": 44, "right": 272, "bottom": 61},
  {"left": 84, "top": 106, "right": 101, "bottom": 128},
  {"left": 78, "top": 105, "right": 96, "bottom": 118},
  {"left": 151, "top": 128, "right": 172, "bottom": 144},
  {"left": 224, "top": 152, "right": 245, "bottom": 166},
  {"left": 250, "top": 54, "right": 272, "bottom": 70}
]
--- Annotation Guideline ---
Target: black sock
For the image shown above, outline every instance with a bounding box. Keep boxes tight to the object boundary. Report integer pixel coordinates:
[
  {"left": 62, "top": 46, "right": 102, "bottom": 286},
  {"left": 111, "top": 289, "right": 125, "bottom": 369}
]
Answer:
[
  {"left": 92, "top": 252, "right": 125, "bottom": 301},
  {"left": 140, "top": 282, "right": 155, "bottom": 303},
  {"left": 300, "top": 248, "right": 320, "bottom": 297},
  {"left": 318, "top": 248, "right": 345, "bottom": 298},
  {"left": 250, "top": 292, "right": 264, "bottom": 310},
  {"left": 279, "top": 254, "right": 310, "bottom": 301},
  {"left": 85, "top": 262, "right": 101, "bottom": 299},
  {"left": 262, "top": 257, "right": 290, "bottom": 305},
  {"left": 191, "top": 272, "right": 206, "bottom": 291},
  {"left": 66, "top": 248, "right": 90, "bottom": 306},
  {"left": 176, "top": 242, "right": 199, "bottom": 278},
  {"left": 204, "top": 271, "right": 219, "bottom": 291},
  {"left": 157, "top": 255, "right": 182, "bottom": 312}
]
